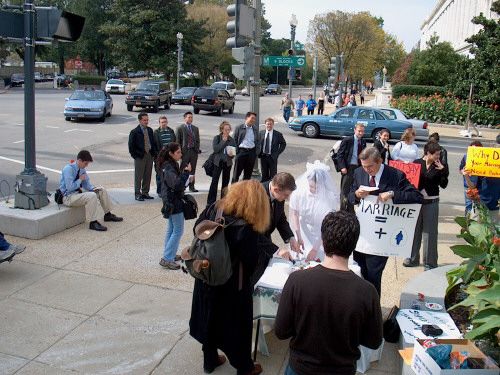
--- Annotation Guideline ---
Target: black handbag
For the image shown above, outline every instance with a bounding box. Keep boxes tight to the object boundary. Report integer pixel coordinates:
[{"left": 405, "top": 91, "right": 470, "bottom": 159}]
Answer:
[
  {"left": 383, "top": 305, "right": 401, "bottom": 343},
  {"left": 202, "top": 153, "right": 216, "bottom": 177},
  {"left": 182, "top": 194, "right": 198, "bottom": 220}
]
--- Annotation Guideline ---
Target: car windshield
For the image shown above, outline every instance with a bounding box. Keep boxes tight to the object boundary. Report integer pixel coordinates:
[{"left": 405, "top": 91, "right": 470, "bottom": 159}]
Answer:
[
  {"left": 12, "top": 74, "right": 24, "bottom": 79},
  {"left": 195, "top": 88, "right": 216, "bottom": 97},
  {"left": 70, "top": 90, "right": 105, "bottom": 101},
  {"left": 268, "top": 84, "right": 278, "bottom": 88},
  {"left": 136, "top": 82, "right": 159, "bottom": 91},
  {"left": 108, "top": 79, "right": 123, "bottom": 84},
  {"left": 399, "top": 110, "right": 410, "bottom": 119},
  {"left": 380, "top": 109, "right": 397, "bottom": 120},
  {"left": 211, "top": 83, "right": 226, "bottom": 89},
  {"left": 177, "top": 87, "right": 194, "bottom": 94}
]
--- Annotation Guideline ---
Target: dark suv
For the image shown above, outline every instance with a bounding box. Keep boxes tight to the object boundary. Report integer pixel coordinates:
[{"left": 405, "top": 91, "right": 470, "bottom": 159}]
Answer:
[
  {"left": 10, "top": 73, "right": 24, "bottom": 87},
  {"left": 192, "top": 88, "right": 235, "bottom": 116},
  {"left": 125, "top": 80, "right": 172, "bottom": 112}
]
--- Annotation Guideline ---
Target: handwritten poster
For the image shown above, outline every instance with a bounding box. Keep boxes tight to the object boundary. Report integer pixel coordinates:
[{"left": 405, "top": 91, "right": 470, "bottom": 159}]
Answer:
[
  {"left": 465, "top": 146, "right": 500, "bottom": 178},
  {"left": 389, "top": 160, "right": 421, "bottom": 188},
  {"left": 396, "top": 309, "right": 461, "bottom": 344},
  {"left": 355, "top": 195, "right": 421, "bottom": 257}
]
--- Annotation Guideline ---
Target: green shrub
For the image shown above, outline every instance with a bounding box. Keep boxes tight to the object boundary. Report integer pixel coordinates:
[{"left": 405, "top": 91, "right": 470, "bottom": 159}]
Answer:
[
  {"left": 390, "top": 94, "right": 500, "bottom": 126},
  {"left": 392, "top": 85, "right": 447, "bottom": 98},
  {"left": 73, "top": 75, "right": 106, "bottom": 85}
]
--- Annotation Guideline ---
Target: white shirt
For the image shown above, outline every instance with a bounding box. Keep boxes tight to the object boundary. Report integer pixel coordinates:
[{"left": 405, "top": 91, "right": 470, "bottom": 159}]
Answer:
[
  {"left": 392, "top": 142, "right": 419, "bottom": 163},
  {"left": 263, "top": 130, "right": 273, "bottom": 154},
  {"left": 239, "top": 124, "right": 255, "bottom": 149},
  {"left": 370, "top": 164, "right": 385, "bottom": 187}
]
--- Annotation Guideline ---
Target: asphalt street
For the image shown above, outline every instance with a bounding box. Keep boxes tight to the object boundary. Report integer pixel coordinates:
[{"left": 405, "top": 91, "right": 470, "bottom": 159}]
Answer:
[{"left": 0, "top": 86, "right": 473, "bottom": 207}]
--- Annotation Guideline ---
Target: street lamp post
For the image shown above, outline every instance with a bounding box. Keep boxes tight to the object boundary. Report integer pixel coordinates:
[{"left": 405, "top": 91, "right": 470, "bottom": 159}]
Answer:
[
  {"left": 176, "top": 32, "right": 183, "bottom": 91},
  {"left": 382, "top": 66, "right": 387, "bottom": 89},
  {"left": 288, "top": 14, "right": 297, "bottom": 98}
]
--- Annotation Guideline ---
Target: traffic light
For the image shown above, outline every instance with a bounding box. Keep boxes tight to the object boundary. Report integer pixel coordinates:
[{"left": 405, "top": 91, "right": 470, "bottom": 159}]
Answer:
[
  {"left": 288, "top": 49, "right": 294, "bottom": 56},
  {"left": 37, "top": 9, "right": 85, "bottom": 41},
  {"left": 226, "top": 0, "right": 256, "bottom": 48},
  {"left": 232, "top": 45, "right": 255, "bottom": 80},
  {"left": 295, "top": 69, "right": 301, "bottom": 80}
]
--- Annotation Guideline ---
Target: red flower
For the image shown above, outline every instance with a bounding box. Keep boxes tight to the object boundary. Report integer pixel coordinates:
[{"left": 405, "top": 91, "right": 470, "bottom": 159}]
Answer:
[
  {"left": 493, "top": 237, "right": 500, "bottom": 246},
  {"left": 466, "top": 188, "right": 480, "bottom": 202}
]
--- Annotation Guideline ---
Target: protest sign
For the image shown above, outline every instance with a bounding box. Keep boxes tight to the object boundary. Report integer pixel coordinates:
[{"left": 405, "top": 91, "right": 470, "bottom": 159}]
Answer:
[
  {"left": 389, "top": 160, "right": 421, "bottom": 188},
  {"left": 465, "top": 146, "right": 500, "bottom": 177},
  {"left": 355, "top": 195, "right": 421, "bottom": 257},
  {"left": 396, "top": 309, "right": 461, "bottom": 344}
]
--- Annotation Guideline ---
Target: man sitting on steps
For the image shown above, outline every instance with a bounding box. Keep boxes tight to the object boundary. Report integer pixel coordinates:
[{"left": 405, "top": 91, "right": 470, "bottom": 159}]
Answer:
[{"left": 59, "top": 150, "right": 123, "bottom": 232}]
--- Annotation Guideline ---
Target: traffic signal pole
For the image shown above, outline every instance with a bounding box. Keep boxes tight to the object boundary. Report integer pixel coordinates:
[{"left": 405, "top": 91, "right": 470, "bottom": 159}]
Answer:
[
  {"left": 23, "top": 1, "right": 36, "bottom": 175},
  {"left": 250, "top": 0, "right": 261, "bottom": 179}
]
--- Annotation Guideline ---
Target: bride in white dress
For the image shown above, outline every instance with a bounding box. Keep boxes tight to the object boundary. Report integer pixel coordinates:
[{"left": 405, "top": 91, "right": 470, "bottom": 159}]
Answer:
[{"left": 289, "top": 161, "right": 340, "bottom": 262}]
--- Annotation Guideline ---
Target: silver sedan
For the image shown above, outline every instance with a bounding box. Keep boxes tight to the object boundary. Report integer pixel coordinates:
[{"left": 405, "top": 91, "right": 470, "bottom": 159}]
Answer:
[{"left": 378, "top": 107, "right": 429, "bottom": 140}]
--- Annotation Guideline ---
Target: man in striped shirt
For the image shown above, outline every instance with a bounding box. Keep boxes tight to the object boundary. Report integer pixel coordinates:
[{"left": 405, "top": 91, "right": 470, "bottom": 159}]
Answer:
[{"left": 154, "top": 116, "right": 176, "bottom": 195}]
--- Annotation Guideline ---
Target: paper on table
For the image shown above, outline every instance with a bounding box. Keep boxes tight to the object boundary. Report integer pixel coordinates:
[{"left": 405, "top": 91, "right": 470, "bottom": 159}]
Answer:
[{"left": 359, "top": 185, "right": 380, "bottom": 192}]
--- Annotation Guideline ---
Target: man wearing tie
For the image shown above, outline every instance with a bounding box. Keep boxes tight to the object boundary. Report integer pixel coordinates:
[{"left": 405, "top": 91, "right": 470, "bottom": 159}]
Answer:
[
  {"left": 128, "top": 112, "right": 159, "bottom": 201},
  {"left": 336, "top": 123, "right": 366, "bottom": 211},
  {"left": 348, "top": 147, "right": 423, "bottom": 297},
  {"left": 259, "top": 118, "right": 287, "bottom": 182},
  {"left": 176, "top": 111, "right": 200, "bottom": 192},
  {"left": 232, "top": 112, "right": 260, "bottom": 183}
]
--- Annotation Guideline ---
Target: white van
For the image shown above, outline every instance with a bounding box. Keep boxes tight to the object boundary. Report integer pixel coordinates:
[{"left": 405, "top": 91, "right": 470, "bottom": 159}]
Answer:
[{"left": 210, "top": 81, "right": 236, "bottom": 97}]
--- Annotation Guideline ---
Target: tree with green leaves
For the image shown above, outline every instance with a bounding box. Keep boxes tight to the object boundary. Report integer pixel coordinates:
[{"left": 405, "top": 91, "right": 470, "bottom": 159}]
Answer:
[{"left": 101, "top": 0, "right": 206, "bottom": 77}]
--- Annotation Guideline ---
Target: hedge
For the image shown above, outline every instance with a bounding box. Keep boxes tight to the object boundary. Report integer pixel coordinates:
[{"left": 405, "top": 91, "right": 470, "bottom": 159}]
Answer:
[
  {"left": 391, "top": 95, "right": 500, "bottom": 126},
  {"left": 392, "top": 85, "right": 447, "bottom": 98},
  {"left": 73, "top": 75, "right": 106, "bottom": 85}
]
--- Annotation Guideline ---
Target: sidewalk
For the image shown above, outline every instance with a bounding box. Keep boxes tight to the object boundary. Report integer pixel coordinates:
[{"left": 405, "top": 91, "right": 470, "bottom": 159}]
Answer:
[{"left": 0, "top": 188, "right": 464, "bottom": 375}]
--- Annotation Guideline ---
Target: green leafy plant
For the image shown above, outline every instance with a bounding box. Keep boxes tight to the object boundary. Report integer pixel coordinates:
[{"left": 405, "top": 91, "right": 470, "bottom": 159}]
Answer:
[
  {"left": 446, "top": 203, "right": 500, "bottom": 341},
  {"left": 392, "top": 85, "right": 446, "bottom": 98}
]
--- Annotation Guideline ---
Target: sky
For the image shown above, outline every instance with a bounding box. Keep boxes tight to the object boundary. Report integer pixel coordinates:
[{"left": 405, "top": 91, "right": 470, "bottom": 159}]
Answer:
[{"left": 264, "top": 0, "right": 438, "bottom": 51}]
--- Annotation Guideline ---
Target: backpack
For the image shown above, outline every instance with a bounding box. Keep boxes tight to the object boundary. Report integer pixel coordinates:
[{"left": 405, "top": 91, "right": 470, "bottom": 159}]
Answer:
[
  {"left": 181, "top": 206, "right": 244, "bottom": 286},
  {"left": 330, "top": 140, "right": 342, "bottom": 172}
]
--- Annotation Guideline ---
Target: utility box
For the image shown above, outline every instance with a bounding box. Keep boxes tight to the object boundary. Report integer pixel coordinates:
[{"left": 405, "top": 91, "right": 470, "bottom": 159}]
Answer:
[{"left": 14, "top": 174, "right": 49, "bottom": 209}]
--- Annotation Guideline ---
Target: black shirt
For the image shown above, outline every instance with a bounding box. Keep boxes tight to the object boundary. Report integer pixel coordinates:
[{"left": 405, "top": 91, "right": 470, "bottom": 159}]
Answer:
[
  {"left": 275, "top": 265, "right": 383, "bottom": 375},
  {"left": 414, "top": 158, "right": 449, "bottom": 197}
]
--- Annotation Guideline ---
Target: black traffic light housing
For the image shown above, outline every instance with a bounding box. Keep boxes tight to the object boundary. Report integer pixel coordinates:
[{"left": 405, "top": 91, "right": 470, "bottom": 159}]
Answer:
[
  {"left": 288, "top": 49, "right": 294, "bottom": 56},
  {"left": 37, "top": 9, "right": 85, "bottom": 41}
]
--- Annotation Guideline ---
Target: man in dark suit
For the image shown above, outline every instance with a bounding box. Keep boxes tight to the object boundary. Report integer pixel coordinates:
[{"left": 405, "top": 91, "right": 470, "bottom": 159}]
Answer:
[
  {"left": 348, "top": 147, "right": 423, "bottom": 297},
  {"left": 337, "top": 123, "right": 367, "bottom": 212},
  {"left": 259, "top": 117, "right": 287, "bottom": 182},
  {"left": 232, "top": 112, "right": 260, "bottom": 183},
  {"left": 128, "top": 112, "right": 159, "bottom": 201},
  {"left": 176, "top": 111, "right": 200, "bottom": 192},
  {"left": 251, "top": 172, "right": 302, "bottom": 285}
]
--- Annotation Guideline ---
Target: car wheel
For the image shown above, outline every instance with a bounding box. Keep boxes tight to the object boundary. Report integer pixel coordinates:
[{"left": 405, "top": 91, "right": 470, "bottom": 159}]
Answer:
[
  {"left": 217, "top": 106, "right": 223, "bottom": 116},
  {"left": 153, "top": 101, "right": 159, "bottom": 113},
  {"left": 164, "top": 98, "right": 171, "bottom": 110},
  {"left": 100, "top": 110, "right": 106, "bottom": 122},
  {"left": 371, "top": 128, "right": 388, "bottom": 141},
  {"left": 127, "top": 105, "right": 133, "bottom": 112},
  {"left": 229, "top": 103, "right": 234, "bottom": 114},
  {"left": 65, "top": 116, "right": 71, "bottom": 121},
  {"left": 193, "top": 107, "right": 200, "bottom": 114},
  {"left": 302, "top": 122, "right": 319, "bottom": 138}
]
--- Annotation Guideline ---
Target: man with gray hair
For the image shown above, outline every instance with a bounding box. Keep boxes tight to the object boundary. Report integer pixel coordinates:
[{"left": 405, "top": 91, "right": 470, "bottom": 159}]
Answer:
[{"left": 348, "top": 147, "right": 423, "bottom": 297}]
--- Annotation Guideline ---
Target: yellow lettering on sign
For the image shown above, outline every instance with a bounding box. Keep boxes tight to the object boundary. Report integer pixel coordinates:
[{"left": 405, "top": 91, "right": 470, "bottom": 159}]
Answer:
[{"left": 465, "top": 147, "right": 500, "bottom": 177}]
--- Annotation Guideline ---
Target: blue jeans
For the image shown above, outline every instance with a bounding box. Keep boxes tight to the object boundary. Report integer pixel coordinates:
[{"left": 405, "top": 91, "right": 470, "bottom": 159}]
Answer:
[
  {"left": 296, "top": 109, "right": 303, "bottom": 117},
  {"left": 283, "top": 107, "right": 291, "bottom": 122},
  {"left": 162, "top": 212, "right": 184, "bottom": 261},
  {"left": 0, "top": 232, "right": 10, "bottom": 251},
  {"left": 285, "top": 364, "right": 298, "bottom": 375}
]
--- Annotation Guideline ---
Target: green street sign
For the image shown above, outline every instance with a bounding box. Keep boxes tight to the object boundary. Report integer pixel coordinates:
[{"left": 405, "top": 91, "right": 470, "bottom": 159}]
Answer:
[
  {"left": 294, "top": 42, "right": 304, "bottom": 50},
  {"left": 262, "top": 55, "right": 306, "bottom": 68}
]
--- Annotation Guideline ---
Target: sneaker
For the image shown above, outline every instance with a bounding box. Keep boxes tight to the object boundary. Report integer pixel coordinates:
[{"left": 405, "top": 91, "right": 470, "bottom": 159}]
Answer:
[
  {"left": 0, "top": 249, "right": 15, "bottom": 261},
  {"left": 159, "top": 258, "right": 180, "bottom": 270},
  {"left": 402, "top": 258, "right": 419, "bottom": 267},
  {"left": 104, "top": 212, "right": 123, "bottom": 222},
  {"left": 7, "top": 244, "right": 26, "bottom": 255},
  {"left": 89, "top": 221, "right": 107, "bottom": 231}
]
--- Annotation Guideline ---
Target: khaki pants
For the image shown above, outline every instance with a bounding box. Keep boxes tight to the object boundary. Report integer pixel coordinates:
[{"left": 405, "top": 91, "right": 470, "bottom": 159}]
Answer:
[
  {"left": 63, "top": 190, "right": 112, "bottom": 222},
  {"left": 134, "top": 153, "right": 153, "bottom": 195}
]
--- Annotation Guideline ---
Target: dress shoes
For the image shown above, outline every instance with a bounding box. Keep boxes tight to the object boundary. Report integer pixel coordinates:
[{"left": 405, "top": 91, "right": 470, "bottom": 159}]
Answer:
[
  {"left": 188, "top": 186, "right": 199, "bottom": 193},
  {"left": 241, "top": 363, "right": 263, "bottom": 375},
  {"left": 142, "top": 194, "right": 154, "bottom": 200},
  {"left": 203, "top": 355, "right": 227, "bottom": 374},
  {"left": 104, "top": 212, "right": 123, "bottom": 222},
  {"left": 135, "top": 194, "right": 144, "bottom": 201},
  {"left": 89, "top": 221, "right": 107, "bottom": 231},
  {"left": 402, "top": 258, "right": 419, "bottom": 267}
]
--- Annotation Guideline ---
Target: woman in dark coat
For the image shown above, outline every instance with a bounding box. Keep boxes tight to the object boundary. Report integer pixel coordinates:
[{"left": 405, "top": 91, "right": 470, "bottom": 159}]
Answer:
[
  {"left": 158, "top": 142, "right": 191, "bottom": 270},
  {"left": 207, "top": 121, "right": 237, "bottom": 206},
  {"left": 373, "top": 128, "right": 391, "bottom": 164},
  {"left": 190, "top": 180, "right": 270, "bottom": 375}
]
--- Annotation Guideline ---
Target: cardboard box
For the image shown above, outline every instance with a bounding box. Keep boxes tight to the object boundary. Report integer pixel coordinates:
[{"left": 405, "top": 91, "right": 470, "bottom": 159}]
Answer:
[{"left": 412, "top": 339, "right": 499, "bottom": 375}]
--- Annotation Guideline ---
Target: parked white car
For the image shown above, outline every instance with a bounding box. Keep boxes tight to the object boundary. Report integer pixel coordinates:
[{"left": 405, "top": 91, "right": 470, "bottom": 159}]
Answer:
[
  {"left": 378, "top": 107, "right": 429, "bottom": 140},
  {"left": 105, "top": 79, "right": 129, "bottom": 94},
  {"left": 210, "top": 81, "right": 236, "bottom": 97}
]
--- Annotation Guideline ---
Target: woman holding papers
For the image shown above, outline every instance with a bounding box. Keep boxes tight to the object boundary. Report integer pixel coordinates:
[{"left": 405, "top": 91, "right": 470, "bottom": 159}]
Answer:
[
  {"left": 207, "top": 121, "right": 237, "bottom": 206},
  {"left": 289, "top": 161, "right": 340, "bottom": 261},
  {"left": 403, "top": 141, "right": 449, "bottom": 270}
]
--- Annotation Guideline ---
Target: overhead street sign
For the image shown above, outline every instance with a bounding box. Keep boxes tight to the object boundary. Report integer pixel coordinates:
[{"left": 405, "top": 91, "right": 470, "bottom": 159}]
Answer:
[{"left": 262, "top": 55, "right": 306, "bottom": 68}]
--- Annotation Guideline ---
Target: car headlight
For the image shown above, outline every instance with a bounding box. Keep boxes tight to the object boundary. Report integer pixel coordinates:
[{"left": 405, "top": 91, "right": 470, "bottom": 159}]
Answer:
[
  {"left": 65, "top": 107, "right": 73, "bottom": 111},
  {"left": 92, "top": 107, "right": 104, "bottom": 112},
  {"left": 145, "top": 96, "right": 158, "bottom": 100},
  {"left": 291, "top": 118, "right": 302, "bottom": 124},
  {"left": 126, "top": 95, "right": 132, "bottom": 100}
]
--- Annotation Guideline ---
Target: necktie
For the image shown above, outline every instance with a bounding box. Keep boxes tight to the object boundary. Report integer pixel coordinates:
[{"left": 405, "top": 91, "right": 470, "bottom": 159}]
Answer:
[
  {"left": 369, "top": 176, "right": 376, "bottom": 187},
  {"left": 265, "top": 132, "right": 271, "bottom": 154},
  {"left": 187, "top": 125, "right": 193, "bottom": 148},
  {"left": 143, "top": 128, "right": 151, "bottom": 153}
]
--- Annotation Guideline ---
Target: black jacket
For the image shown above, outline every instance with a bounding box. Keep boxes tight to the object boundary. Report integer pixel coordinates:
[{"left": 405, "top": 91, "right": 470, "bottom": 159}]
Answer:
[
  {"left": 128, "top": 125, "right": 158, "bottom": 160},
  {"left": 160, "top": 159, "right": 189, "bottom": 214},
  {"left": 212, "top": 134, "right": 237, "bottom": 168},
  {"left": 348, "top": 165, "right": 424, "bottom": 206},
  {"left": 337, "top": 135, "right": 367, "bottom": 170},
  {"left": 233, "top": 123, "right": 261, "bottom": 155},
  {"left": 374, "top": 140, "right": 391, "bottom": 164},
  {"left": 414, "top": 158, "right": 449, "bottom": 197},
  {"left": 258, "top": 129, "right": 286, "bottom": 161}
]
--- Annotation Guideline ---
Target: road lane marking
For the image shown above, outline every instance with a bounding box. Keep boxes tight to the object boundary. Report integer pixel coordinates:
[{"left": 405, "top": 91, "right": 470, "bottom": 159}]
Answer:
[
  {"left": 13, "top": 140, "right": 24, "bottom": 144},
  {"left": 46, "top": 126, "right": 59, "bottom": 129},
  {"left": 0, "top": 155, "right": 133, "bottom": 174},
  {"left": 64, "top": 129, "right": 94, "bottom": 133}
]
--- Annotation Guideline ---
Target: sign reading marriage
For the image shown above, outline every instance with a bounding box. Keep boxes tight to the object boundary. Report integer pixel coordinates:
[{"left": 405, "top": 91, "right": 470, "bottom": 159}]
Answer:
[
  {"left": 465, "top": 146, "right": 500, "bottom": 178},
  {"left": 355, "top": 195, "right": 421, "bottom": 257}
]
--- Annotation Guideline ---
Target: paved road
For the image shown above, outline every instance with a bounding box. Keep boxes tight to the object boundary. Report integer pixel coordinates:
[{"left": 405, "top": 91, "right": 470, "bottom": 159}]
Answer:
[{"left": 0, "top": 87, "right": 472, "bottom": 207}]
